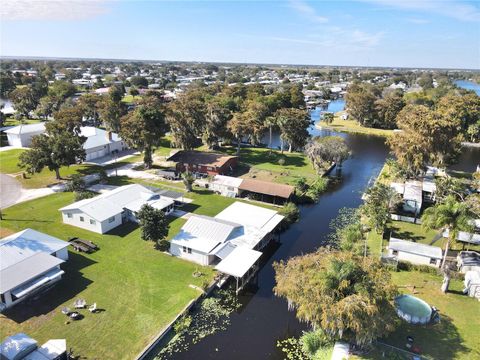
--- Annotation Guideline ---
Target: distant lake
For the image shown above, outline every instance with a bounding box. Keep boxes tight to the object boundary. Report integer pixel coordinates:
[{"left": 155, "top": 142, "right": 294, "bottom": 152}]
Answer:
[
  {"left": 455, "top": 80, "right": 480, "bottom": 95},
  {"left": 262, "top": 98, "right": 346, "bottom": 148}
]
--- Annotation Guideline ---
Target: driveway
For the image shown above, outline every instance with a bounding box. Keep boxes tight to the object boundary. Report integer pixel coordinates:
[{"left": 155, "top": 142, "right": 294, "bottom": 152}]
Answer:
[{"left": 0, "top": 173, "right": 22, "bottom": 209}]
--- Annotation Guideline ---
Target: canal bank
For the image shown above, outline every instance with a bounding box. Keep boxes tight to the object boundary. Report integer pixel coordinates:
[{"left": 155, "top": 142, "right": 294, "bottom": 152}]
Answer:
[{"left": 153, "top": 131, "right": 389, "bottom": 360}]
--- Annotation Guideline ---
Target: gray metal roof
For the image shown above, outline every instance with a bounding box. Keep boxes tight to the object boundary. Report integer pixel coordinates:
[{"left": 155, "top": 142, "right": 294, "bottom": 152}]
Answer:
[
  {"left": 0, "top": 229, "right": 68, "bottom": 271},
  {"left": 80, "top": 126, "right": 122, "bottom": 150},
  {"left": 4, "top": 122, "right": 46, "bottom": 135},
  {"left": 0, "top": 252, "right": 64, "bottom": 293},
  {"left": 389, "top": 237, "right": 442, "bottom": 259}
]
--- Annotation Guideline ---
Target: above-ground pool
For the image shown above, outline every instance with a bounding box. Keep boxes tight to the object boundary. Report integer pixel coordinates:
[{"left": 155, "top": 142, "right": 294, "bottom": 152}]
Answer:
[{"left": 394, "top": 295, "right": 432, "bottom": 325}]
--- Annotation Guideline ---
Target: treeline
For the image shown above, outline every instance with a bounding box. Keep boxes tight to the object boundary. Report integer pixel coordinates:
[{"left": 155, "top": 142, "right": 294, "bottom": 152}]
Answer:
[{"left": 345, "top": 80, "right": 480, "bottom": 143}]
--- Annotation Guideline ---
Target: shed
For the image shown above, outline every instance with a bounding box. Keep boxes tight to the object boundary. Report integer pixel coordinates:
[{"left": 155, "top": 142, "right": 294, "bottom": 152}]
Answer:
[{"left": 238, "top": 178, "right": 294, "bottom": 204}]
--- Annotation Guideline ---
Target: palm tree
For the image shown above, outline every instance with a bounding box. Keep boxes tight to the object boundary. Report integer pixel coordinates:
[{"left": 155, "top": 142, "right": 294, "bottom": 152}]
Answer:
[
  {"left": 421, "top": 196, "right": 473, "bottom": 271},
  {"left": 265, "top": 116, "right": 277, "bottom": 152}
]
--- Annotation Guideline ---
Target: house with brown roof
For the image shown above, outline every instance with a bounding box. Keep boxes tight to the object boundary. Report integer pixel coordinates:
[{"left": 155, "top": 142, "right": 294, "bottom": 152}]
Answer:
[{"left": 167, "top": 151, "right": 237, "bottom": 176}]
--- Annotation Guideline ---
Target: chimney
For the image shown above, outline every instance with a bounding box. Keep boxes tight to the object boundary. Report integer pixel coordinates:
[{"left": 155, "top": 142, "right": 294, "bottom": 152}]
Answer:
[{"left": 106, "top": 131, "right": 112, "bottom": 141}]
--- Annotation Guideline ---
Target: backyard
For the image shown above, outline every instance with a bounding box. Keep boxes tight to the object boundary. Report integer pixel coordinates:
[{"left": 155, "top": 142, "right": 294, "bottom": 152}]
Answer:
[
  {"left": 0, "top": 192, "right": 215, "bottom": 359},
  {"left": 367, "top": 270, "right": 480, "bottom": 360}
]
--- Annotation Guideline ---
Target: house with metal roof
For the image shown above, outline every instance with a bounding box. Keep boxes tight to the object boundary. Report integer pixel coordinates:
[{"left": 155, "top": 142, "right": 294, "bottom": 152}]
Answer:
[
  {"left": 4, "top": 123, "right": 46, "bottom": 147},
  {"left": 59, "top": 184, "right": 175, "bottom": 234},
  {"left": 388, "top": 237, "right": 442, "bottom": 267},
  {"left": 0, "top": 333, "right": 67, "bottom": 360},
  {"left": 0, "top": 229, "right": 69, "bottom": 311},
  {"left": 170, "top": 202, "right": 284, "bottom": 293}
]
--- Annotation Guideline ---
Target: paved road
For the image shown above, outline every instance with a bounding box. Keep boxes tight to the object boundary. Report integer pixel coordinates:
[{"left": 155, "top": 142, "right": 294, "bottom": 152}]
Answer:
[{"left": 0, "top": 173, "right": 22, "bottom": 209}]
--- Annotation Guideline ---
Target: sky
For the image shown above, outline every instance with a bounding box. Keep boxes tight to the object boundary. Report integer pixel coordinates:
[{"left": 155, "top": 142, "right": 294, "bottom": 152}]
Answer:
[{"left": 1, "top": 0, "right": 479, "bottom": 69}]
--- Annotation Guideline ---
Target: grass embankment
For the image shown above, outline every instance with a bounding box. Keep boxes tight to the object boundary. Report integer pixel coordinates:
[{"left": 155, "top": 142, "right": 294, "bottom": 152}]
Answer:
[
  {"left": 317, "top": 112, "right": 394, "bottom": 137},
  {"left": 0, "top": 149, "right": 101, "bottom": 189},
  {"left": 0, "top": 192, "right": 215, "bottom": 359}
]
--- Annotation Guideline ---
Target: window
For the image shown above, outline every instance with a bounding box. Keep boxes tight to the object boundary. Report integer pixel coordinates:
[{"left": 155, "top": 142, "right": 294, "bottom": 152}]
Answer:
[
  {"left": 430, "top": 258, "right": 437, "bottom": 265},
  {"left": 207, "top": 166, "right": 213, "bottom": 171},
  {"left": 182, "top": 246, "right": 187, "bottom": 253},
  {"left": 80, "top": 216, "right": 84, "bottom": 222},
  {"left": 67, "top": 213, "right": 73, "bottom": 219},
  {"left": 392, "top": 250, "right": 398, "bottom": 256},
  {"left": 90, "top": 219, "right": 96, "bottom": 225},
  {"left": 108, "top": 216, "right": 115, "bottom": 223},
  {"left": 227, "top": 186, "right": 234, "bottom": 191},
  {"left": 182, "top": 246, "right": 192, "bottom": 254},
  {"left": 187, "top": 247, "right": 192, "bottom": 254}
]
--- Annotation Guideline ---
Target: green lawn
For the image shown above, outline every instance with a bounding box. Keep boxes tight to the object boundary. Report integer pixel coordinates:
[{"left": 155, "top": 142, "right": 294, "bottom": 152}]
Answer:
[
  {"left": 0, "top": 192, "right": 214, "bottom": 359},
  {"left": 0, "top": 149, "right": 26, "bottom": 174},
  {"left": 0, "top": 149, "right": 101, "bottom": 189},
  {"left": 317, "top": 112, "right": 394, "bottom": 137},
  {"left": 218, "top": 146, "right": 318, "bottom": 185},
  {"left": 372, "top": 271, "right": 480, "bottom": 360},
  {"left": 2, "top": 117, "right": 42, "bottom": 127}
]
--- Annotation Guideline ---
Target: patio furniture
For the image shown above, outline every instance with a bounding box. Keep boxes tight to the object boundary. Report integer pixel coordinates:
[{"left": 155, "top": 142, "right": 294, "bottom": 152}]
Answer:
[
  {"left": 69, "top": 237, "right": 99, "bottom": 252},
  {"left": 74, "top": 299, "right": 86, "bottom": 309},
  {"left": 61, "top": 307, "right": 70, "bottom": 315},
  {"left": 89, "top": 303, "right": 97, "bottom": 313},
  {"left": 69, "top": 311, "right": 80, "bottom": 320},
  {"left": 68, "top": 239, "right": 91, "bottom": 253}
]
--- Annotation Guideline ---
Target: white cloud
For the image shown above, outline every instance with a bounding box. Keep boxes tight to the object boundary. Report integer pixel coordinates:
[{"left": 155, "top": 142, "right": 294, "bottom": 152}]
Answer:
[
  {"left": 288, "top": 0, "right": 328, "bottom": 23},
  {"left": 1, "top": 0, "right": 111, "bottom": 21},
  {"left": 360, "top": 0, "right": 480, "bottom": 22}
]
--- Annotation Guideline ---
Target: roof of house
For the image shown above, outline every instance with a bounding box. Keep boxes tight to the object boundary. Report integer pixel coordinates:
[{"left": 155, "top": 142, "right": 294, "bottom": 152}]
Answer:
[
  {"left": 4, "top": 122, "right": 46, "bottom": 135},
  {"left": 80, "top": 126, "right": 122, "bottom": 150},
  {"left": 212, "top": 175, "right": 243, "bottom": 188},
  {"left": 238, "top": 178, "right": 294, "bottom": 199},
  {"left": 389, "top": 237, "right": 442, "bottom": 259},
  {"left": 0, "top": 333, "right": 37, "bottom": 360},
  {"left": 0, "top": 252, "right": 64, "bottom": 294},
  {"left": 403, "top": 180, "right": 423, "bottom": 203},
  {"left": 215, "top": 246, "right": 262, "bottom": 278},
  {"left": 171, "top": 215, "right": 242, "bottom": 253},
  {"left": 215, "top": 201, "right": 283, "bottom": 231},
  {"left": 60, "top": 184, "right": 175, "bottom": 221},
  {"left": 167, "top": 151, "right": 237, "bottom": 168},
  {"left": 0, "top": 229, "right": 68, "bottom": 271}
]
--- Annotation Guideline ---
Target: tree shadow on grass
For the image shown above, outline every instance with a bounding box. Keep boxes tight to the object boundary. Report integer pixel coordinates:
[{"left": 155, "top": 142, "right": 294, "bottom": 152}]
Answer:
[
  {"left": 3, "top": 251, "right": 96, "bottom": 323},
  {"left": 377, "top": 314, "right": 470, "bottom": 360},
  {"left": 390, "top": 226, "right": 424, "bottom": 242},
  {"left": 106, "top": 175, "right": 133, "bottom": 186}
]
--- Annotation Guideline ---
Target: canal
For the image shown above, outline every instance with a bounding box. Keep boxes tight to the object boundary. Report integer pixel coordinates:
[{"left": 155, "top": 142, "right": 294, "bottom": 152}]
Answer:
[
  {"left": 160, "top": 96, "right": 479, "bottom": 360},
  {"left": 166, "top": 128, "right": 389, "bottom": 360}
]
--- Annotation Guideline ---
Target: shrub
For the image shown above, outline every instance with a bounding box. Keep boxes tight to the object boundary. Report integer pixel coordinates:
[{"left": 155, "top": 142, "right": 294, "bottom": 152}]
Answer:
[
  {"left": 278, "top": 157, "right": 286, "bottom": 166},
  {"left": 278, "top": 202, "right": 299, "bottom": 230},
  {"left": 74, "top": 191, "right": 96, "bottom": 201}
]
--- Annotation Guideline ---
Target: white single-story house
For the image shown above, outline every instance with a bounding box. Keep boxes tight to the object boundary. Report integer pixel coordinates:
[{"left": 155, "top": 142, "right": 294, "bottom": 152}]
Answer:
[
  {"left": 209, "top": 175, "right": 243, "bottom": 197},
  {"left": 170, "top": 202, "right": 284, "bottom": 292},
  {"left": 0, "top": 229, "right": 69, "bottom": 311},
  {"left": 59, "top": 184, "right": 175, "bottom": 234},
  {"left": 390, "top": 180, "right": 424, "bottom": 216},
  {"left": 4, "top": 123, "right": 46, "bottom": 147},
  {"left": 0, "top": 333, "right": 67, "bottom": 360},
  {"left": 388, "top": 237, "right": 442, "bottom": 267},
  {"left": 4, "top": 124, "right": 126, "bottom": 161},
  {"left": 80, "top": 126, "right": 126, "bottom": 161},
  {"left": 457, "top": 251, "right": 480, "bottom": 274},
  {"left": 463, "top": 271, "right": 480, "bottom": 300}
]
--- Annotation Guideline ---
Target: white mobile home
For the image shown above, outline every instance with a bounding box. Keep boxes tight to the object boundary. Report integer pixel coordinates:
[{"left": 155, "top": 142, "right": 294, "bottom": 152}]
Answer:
[
  {"left": 209, "top": 175, "right": 243, "bottom": 197},
  {"left": 170, "top": 202, "right": 284, "bottom": 266},
  {"left": 80, "top": 126, "right": 126, "bottom": 161},
  {"left": 388, "top": 237, "right": 442, "bottom": 267},
  {"left": 4, "top": 123, "right": 46, "bottom": 147},
  {"left": 59, "top": 184, "right": 175, "bottom": 234},
  {"left": 0, "top": 229, "right": 69, "bottom": 310}
]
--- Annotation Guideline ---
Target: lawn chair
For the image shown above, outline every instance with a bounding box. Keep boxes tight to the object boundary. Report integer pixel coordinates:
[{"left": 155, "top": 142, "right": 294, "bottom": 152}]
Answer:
[
  {"left": 61, "top": 307, "right": 70, "bottom": 315},
  {"left": 89, "top": 303, "right": 97, "bottom": 313},
  {"left": 74, "top": 299, "right": 86, "bottom": 309}
]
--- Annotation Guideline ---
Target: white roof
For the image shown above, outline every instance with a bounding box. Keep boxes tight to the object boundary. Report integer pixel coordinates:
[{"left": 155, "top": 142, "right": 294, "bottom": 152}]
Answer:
[
  {"left": 24, "top": 339, "right": 66, "bottom": 360},
  {"left": 215, "top": 202, "right": 281, "bottom": 230},
  {"left": 211, "top": 175, "right": 243, "bottom": 188},
  {"left": 59, "top": 184, "right": 171, "bottom": 221},
  {"left": 0, "top": 229, "right": 68, "bottom": 271},
  {"left": 81, "top": 126, "right": 122, "bottom": 150},
  {"left": 389, "top": 238, "right": 442, "bottom": 259},
  {"left": 422, "top": 178, "right": 436, "bottom": 193},
  {"left": 403, "top": 180, "right": 423, "bottom": 203},
  {"left": 457, "top": 231, "right": 480, "bottom": 245},
  {"left": 215, "top": 246, "right": 262, "bottom": 278},
  {"left": 4, "top": 122, "right": 46, "bottom": 135},
  {"left": 171, "top": 215, "right": 241, "bottom": 253}
]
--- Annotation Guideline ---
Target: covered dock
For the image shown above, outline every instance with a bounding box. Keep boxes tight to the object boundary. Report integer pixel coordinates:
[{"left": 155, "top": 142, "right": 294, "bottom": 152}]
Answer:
[
  {"left": 238, "top": 178, "right": 294, "bottom": 205},
  {"left": 215, "top": 247, "right": 262, "bottom": 294}
]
